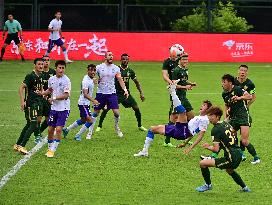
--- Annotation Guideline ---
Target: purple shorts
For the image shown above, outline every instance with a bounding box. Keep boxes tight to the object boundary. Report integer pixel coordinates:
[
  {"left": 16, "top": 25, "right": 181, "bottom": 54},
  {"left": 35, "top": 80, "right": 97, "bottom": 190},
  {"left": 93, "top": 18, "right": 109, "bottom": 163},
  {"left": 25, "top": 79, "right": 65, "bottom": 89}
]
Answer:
[
  {"left": 48, "top": 38, "right": 64, "bottom": 51},
  {"left": 78, "top": 105, "right": 91, "bottom": 118},
  {"left": 94, "top": 93, "right": 119, "bottom": 110},
  {"left": 47, "top": 110, "right": 70, "bottom": 127},
  {"left": 165, "top": 122, "right": 191, "bottom": 140}
]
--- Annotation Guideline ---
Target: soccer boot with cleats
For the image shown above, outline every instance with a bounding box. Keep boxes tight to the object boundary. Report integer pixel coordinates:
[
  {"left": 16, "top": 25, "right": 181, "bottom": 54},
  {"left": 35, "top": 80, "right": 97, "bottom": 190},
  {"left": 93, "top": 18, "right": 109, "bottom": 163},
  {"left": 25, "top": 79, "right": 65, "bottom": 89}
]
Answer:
[
  {"left": 18, "top": 146, "right": 28, "bottom": 155},
  {"left": 74, "top": 134, "right": 82, "bottom": 141},
  {"left": 62, "top": 128, "right": 69, "bottom": 138},
  {"left": 115, "top": 127, "right": 123, "bottom": 138},
  {"left": 251, "top": 156, "right": 261, "bottom": 165},
  {"left": 239, "top": 186, "right": 251, "bottom": 192},
  {"left": 134, "top": 149, "right": 148, "bottom": 157},
  {"left": 195, "top": 184, "right": 212, "bottom": 192},
  {"left": 46, "top": 150, "right": 55, "bottom": 158},
  {"left": 163, "top": 142, "right": 176, "bottom": 148},
  {"left": 95, "top": 127, "right": 102, "bottom": 132},
  {"left": 138, "top": 126, "right": 148, "bottom": 132},
  {"left": 13, "top": 144, "right": 20, "bottom": 152}
]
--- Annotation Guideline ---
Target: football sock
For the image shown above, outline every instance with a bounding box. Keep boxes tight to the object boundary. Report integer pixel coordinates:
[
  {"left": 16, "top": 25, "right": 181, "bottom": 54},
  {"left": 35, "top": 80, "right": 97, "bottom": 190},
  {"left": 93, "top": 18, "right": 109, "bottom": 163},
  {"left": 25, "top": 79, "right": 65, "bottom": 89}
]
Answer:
[
  {"left": 170, "top": 92, "right": 186, "bottom": 113},
  {"left": 63, "top": 49, "right": 68, "bottom": 60},
  {"left": 201, "top": 167, "right": 211, "bottom": 185},
  {"left": 34, "top": 123, "right": 41, "bottom": 138},
  {"left": 133, "top": 107, "right": 142, "bottom": 127},
  {"left": 229, "top": 171, "right": 246, "bottom": 188},
  {"left": 143, "top": 130, "right": 154, "bottom": 149},
  {"left": 114, "top": 114, "right": 120, "bottom": 128},
  {"left": 211, "top": 152, "right": 219, "bottom": 158},
  {"left": 45, "top": 50, "right": 50, "bottom": 56},
  {"left": 48, "top": 139, "right": 54, "bottom": 149},
  {"left": 51, "top": 139, "right": 60, "bottom": 151},
  {"left": 21, "top": 121, "right": 38, "bottom": 147},
  {"left": 67, "top": 119, "right": 83, "bottom": 130},
  {"left": 246, "top": 143, "right": 257, "bottom": 157},
  {"left": 17, "top": 122, "right": 30, "bottom": 145},
  {"left": 77, "top": 122, "right": 92, "bottom": 135},
  {"left": 88, "top": 117, "right": 96, "bottom": 133},
  {"left": 40, "top": 120, "right": 48, "bottom": 133},
  {"left": 1, "top": 48, "right": 5, "bottom": 58},
  {"left": 240, "top": 140, "right": 245, "bottom": 152},
  {"left": 98, "top": 109, "right": 109, "bottom": 128},
  {"left": 165, "top": 136, "right": 171, "bottom": 144}
]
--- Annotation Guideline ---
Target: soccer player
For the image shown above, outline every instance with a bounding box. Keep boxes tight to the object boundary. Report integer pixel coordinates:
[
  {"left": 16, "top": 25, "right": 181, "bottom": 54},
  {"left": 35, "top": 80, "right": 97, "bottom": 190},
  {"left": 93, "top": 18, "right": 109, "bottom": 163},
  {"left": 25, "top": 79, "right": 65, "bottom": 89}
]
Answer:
[
  {"left": 95, "top": 53, "right": 147, "bottom": 132},
  {"left": 134, "top": 82, "right": 212, "bottom": 157},
  {"left": 62, "top": 64, "right": 99, "bottom": 141},
  {"left": 222, "top": 74, "right": 260, "bottom": 164},
  {"left": 234, "top": 65, "right": 256, "bottom": 160},
  {"left": 44, "top": 11, "right": 72, "bottom": 64},
  {"left": 41, "top": 60, "right": 71, "bottom": 158},
  {"left": 14, "top": 58, "right": 44, "bottom": 154},
  {"left": 92, "top": 51, "right": 128, "bottom": 137},
  {"left": 33, "top": 56, "right": 56, "bottom": 143},
  {"left": 0, "top": 14, "right": 25, "bottom": 62},
  {"left": 195, "top": 106, "right": 251, "bottom": 193}
]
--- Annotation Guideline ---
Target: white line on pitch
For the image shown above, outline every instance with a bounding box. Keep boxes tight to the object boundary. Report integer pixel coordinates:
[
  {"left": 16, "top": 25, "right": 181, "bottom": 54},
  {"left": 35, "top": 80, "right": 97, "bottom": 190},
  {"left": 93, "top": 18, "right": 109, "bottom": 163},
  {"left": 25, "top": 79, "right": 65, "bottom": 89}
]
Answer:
[{"left": 0, "top": 137, "right": 47, "bottom": 190}]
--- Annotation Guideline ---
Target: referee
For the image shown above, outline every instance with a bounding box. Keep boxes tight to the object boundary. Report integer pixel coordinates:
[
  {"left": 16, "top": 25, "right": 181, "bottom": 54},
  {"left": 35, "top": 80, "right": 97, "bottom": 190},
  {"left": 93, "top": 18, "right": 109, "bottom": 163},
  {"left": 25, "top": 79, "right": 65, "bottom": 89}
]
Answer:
[{"left": 0, "top": 14, "right": 25, "bottom": 62}]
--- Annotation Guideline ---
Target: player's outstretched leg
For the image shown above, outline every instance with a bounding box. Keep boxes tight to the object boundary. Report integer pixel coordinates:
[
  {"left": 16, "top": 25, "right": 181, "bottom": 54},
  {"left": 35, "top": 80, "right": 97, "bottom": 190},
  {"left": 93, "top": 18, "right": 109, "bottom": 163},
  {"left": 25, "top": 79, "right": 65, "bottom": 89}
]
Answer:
[
  {"left": 132, "top": 106, "right": 147, "bottom": 132},
  {"left": 226, "top": 169, "right": 251, "bottom": 192},
  {"left": 113, "top": 111, "right": 123, "bottom": 137},
  {"left": 96, "top": 108, "right": 109, "bottom": 132},
  {"left": 87, "top": 114, "right": 97, "bottom": 139},
  {"left": 134, "top": 129, "right": 155, "bottom": 157},
  {"left": 63, "top": 119, "right": 84, "bottom": 138}
]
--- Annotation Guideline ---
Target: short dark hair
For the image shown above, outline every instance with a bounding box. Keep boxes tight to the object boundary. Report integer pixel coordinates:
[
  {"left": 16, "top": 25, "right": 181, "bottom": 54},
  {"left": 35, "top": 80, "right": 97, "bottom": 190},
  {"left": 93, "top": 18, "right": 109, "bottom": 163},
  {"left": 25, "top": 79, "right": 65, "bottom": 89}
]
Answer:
[
  {"left": 87, "top": 64, "right": 96, "bottom": 70},
  {"left": 42, "top": 55, "right": 50, "bottom": 59},
  {"left": 34, "top": 58, "right": 43, "bottom": 65},
  {"left": 239, "top": 64, "right": 248, "bottom": 70},
  {"left": 55, "top": 60, "right": 66, "bottom": 68},
  {"left": 55, "top": 11, "right": 61, "bottom": 14},
  {"left": 121, "top": 53, "right": 130, "bottom": 58},
  {"left": 206, "top": 106, "right": 223, "bottom": 119},
  {"left": 7, "top": 14, "right": 13, "bottom": 17},
  {"left": 181, "top": 52, "right": 188, "bottom": 58},
  {"left": 203, "top": 100, "right": 212, "bottom": 109},
  {"left": 222, "top": 74, "right": 235, "bottom": 84}
]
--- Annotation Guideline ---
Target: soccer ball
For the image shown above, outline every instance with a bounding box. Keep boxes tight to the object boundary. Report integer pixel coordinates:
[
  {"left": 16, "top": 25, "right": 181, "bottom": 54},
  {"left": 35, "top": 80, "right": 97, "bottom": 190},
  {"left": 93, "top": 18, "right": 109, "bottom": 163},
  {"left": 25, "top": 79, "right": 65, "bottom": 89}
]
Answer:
[{"left": 169, "top": 44, "right": 184, "bottom": 60}]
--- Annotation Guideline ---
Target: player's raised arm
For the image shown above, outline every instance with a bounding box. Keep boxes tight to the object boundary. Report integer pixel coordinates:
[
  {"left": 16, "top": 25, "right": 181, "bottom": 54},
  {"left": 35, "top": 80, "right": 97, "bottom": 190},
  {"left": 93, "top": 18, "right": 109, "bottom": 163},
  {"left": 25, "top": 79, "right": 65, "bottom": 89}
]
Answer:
[{"left": 184, "top": 130, "right": 206, "bottom": 154}]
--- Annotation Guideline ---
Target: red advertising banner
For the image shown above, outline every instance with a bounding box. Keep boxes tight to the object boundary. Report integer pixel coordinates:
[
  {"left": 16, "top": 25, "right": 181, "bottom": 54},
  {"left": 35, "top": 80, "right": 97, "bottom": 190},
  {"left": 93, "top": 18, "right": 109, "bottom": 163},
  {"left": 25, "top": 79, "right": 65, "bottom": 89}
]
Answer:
[{"left": 1, "top": 31, "right": 272, "bottom": 62}]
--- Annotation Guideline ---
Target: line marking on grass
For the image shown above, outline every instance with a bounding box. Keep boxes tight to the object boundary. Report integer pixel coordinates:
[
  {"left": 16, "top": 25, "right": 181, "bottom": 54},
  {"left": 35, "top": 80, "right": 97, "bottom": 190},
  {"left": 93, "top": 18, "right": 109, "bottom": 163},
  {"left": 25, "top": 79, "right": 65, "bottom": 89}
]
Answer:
[
  {"left": 0, "top": 137, "right": 47, "bottom": 190},
  {"left": 0, "top": 125, "right": 17, "bottom": 127}
]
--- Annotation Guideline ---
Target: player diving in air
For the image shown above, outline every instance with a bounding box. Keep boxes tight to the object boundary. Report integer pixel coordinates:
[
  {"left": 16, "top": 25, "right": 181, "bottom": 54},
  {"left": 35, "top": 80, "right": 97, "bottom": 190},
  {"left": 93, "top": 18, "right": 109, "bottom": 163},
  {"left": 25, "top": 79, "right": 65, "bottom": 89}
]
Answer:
[{"left": 134, "top": 80, "right": 212, "bottom": 157}]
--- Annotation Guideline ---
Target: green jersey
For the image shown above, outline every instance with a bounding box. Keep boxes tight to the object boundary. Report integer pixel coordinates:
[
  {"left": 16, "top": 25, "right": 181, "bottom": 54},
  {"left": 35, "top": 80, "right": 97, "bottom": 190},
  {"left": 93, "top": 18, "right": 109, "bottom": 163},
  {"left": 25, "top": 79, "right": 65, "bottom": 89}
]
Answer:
[
  {"left": 172, "top": 66, "right": 189, "bottom": 99},
  {"left": 162, "top": 58, "right": 179, "bottom": 80},
  {"left": 211, "top": 121, "right": 240, "bottom": 157},
  {"left": 222, "top": 85, "right": 248, "bottom": 118},
  {"left": 234, "top": 78, "right": 255, "bottom": 95},
  {"left": 42, "top": 68, "right": 56, "bottom": 90},
  {"left": 4, "top": 20, "right": 22, "bottom": 34},
  {"left": 23, "top": 71, "right": 43, "bottom": 105},
  {"left": 115, "top": 66, "right": 136, "bottom": 94}
]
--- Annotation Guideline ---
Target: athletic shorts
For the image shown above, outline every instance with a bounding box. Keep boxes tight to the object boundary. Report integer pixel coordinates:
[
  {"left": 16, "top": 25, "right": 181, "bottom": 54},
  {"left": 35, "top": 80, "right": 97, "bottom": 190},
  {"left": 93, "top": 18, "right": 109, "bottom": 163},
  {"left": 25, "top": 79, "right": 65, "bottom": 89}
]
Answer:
[
  {"left": 215, "top": 149, "right": 242, "bottom": 169},
  {"left": 117, "top": 93, "right": 137, "bottom": 108},
  {"left": 5, "top": 33, "right": 20, "bottom": 45},
  {"left": 165, "top": 122, "right": 191, "bottom": 140},
  {"left": 229, "top": 115, "right": 251, "bottom": 131},
  {"left": 47, "top": 110, "right": 70, "bottom": 127},
  {"left": 172, "top": 98, "right": 193, "bottom": 114},
  {"left": 94, "top": 93, "right": 119, "bottom": 110},
  {"left": 24, "top": 102, "right": 43, "bottom": 122},
  {"left": 78, "top": 104, "right": 91, "bottom": 118},
  {"left": 42, "top": 98, "right": 51, "bottom": 117},
  {"left": 48, "top": 38, "right": 64, "bottom": 50}
]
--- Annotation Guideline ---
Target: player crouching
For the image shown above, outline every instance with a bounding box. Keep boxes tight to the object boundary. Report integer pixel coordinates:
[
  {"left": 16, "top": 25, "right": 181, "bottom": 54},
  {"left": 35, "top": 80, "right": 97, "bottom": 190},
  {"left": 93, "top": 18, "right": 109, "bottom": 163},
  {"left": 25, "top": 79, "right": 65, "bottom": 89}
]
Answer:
[{"left": 134, "top": 81, "right": 212, "bottom": 157}]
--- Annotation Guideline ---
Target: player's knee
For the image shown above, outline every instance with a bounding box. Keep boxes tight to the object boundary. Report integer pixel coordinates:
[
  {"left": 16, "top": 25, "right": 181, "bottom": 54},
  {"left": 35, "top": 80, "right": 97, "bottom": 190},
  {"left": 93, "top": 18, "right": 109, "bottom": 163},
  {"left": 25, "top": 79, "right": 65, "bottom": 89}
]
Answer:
[
  {"left": 113, "top": 113, "right": 119, "bottom": 118},
  {"left": 78, "top": 118, "right": 85, "bottom": 124},
  {"left": 176, "top": 105, "right": 186, "bottom": 113},
  {"left": 241, "top": 138, "right": 249, "bottom": 146},
  {"left": 199, "top": 161, "right": 206, "bottom": 168},
  {"left": 62, "top": 46, "right": 67, "bottom": 52},
  {"left": 226, "top": 169, "right": 234, "bottom": 175},
  {"left": 55, "top": 127, "right": 62, "bottom": 135}
]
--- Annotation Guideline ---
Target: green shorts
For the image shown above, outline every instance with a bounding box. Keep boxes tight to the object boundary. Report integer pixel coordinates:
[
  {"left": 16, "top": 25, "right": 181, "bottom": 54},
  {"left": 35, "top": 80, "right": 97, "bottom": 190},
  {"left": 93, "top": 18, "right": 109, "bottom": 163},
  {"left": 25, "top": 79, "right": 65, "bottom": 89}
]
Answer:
[
  {"left": 215, "top": 149, "right": 242, "bottom": 170},
  {"left": 117, "top": 93, "right": 138, "bottom": 108},
  {"left": 42, "top": 98, "right": 51, "bottom": 117},
  {"left": 24, "top": 101, "right": 43, "bottom": 122},
  {"left": 229, "top": 115, "right": 251, "bottom": 131},
  {"left": 172, "top": 98, "right": 193, "bottom": 114}
]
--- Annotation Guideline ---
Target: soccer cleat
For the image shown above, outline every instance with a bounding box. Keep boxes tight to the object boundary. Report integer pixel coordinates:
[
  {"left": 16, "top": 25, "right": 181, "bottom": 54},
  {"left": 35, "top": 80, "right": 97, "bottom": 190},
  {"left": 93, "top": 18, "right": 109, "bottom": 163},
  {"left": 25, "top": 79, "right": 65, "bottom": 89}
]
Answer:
[
  {"left": 46, "top": 150, "right": 55, "bottom": 158},
  {"left": 86, "top": 132, "right": 92, "bottom": 140},
  {"left": 95, "top": 127, "right": 102, "bottom": 132},
  {"left": 242, "top": 154, "right": 247, "bottom": 161},
  {"left": 65, "top": 59, "right": 73, "bottom": 64},
  {"left": 34, "top": 136, "right": 42, "bottom": 144},
  {"left": 200, "top": 155, "right": 213, "bottom": 160},
  {"left": 115, "top": 127, "right": 123, "bottom": 138},
  {"left": 251, "top": 157, "right": 261, "bottom": 165},
  {"left": 13, "top": 144, "right": 20, "bottom": 152},
  {"left": 195, "top": 184, "right": 213, "bottom": 192},
  {"left": 62, "top": 128, "right": 69, "bottom": 138},
  {"left": 163, "top": 142, "right": 176, "bottom": 148},
  {"left": 240, "top": 186, "right": 251, "bottom": 192},
  {"left": 138, "top": 126, "right": 148, "bottom": 132},
  {"left": 18, "top": 146, "right": 28, "bottom": 155},
  {"left": 74, "top": 134, "right": 82, "bottom": 141},
  {"left": 134, "top": 149, "right": 148, "bottom": 157}
]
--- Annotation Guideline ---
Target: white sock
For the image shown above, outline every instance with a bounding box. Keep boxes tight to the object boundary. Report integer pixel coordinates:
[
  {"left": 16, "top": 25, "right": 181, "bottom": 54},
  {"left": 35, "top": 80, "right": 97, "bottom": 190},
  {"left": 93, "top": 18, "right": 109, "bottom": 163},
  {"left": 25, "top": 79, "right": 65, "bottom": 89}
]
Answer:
[
  {"left": 51, "top": 140, "right": 60, "bottom": 151},
  {"left": 77, "top": 125, "right": 89, "bottom": 135},
  {"left": 67, "top": 121, "right": 80, "bottom": 130},
  {"left": 63, "top": 50, "right": 68, "bottom": 60},
  {"left": 114, "top": 115, "right": 120, "bottom": 128},
  {"left": 88, "top": 118, "right": 96, "bottom": 133},
  {"left": 143, "top": 137, "right": 153, "bottom": 150},
  {"left": 48, "top": 141, "right": 53, "bottom": 149},
  {"left": 171, "top": 92, "right": 181, "bottom": 108}
]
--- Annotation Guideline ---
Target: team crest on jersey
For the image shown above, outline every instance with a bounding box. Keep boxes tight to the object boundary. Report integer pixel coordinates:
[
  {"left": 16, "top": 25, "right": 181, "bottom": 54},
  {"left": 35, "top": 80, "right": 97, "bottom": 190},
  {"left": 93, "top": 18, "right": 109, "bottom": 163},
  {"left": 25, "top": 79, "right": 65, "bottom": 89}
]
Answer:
[{"left": 244, "top": 85, "right": 248, "bottom": 90}]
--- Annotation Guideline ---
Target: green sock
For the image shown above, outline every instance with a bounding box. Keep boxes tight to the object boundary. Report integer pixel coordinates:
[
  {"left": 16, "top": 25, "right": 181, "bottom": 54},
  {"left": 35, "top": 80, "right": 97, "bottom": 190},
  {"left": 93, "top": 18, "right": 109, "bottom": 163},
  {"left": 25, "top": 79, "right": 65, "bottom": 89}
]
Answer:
[
  {"left": 21, "top": 121, "right": 38, "bottom": 147},
  {"left": 211, "top": 152, "right": 218, "bottom": 158},
  {"left": 34, "top": 123, "right": 41, "bottom": 138},
  {"left": 17, "top": 122, "right": 30, "bottom": 145},
  {"left": 98, "top": 109, "right": 109, "bottom": 128},
  {"left": 40, "top": 120, "right": 48, "bottom": 133},
  {"left": 246, "top": 143, "right": 257, "bottom": 158},
  {"left": 229, "top": 171, "right": 246, "bottom": 188},
  {"left": 240, "top": 140, "right": 245, "bottom": 152},
  {"left": 201, "top": 167, "right": 211, "bottom": 185},
  {"left": 165, "top": 136, "right": 171, "bottom": 144},
  {"left": 134, "top": 108, "right": 142, "bottom": 127}
]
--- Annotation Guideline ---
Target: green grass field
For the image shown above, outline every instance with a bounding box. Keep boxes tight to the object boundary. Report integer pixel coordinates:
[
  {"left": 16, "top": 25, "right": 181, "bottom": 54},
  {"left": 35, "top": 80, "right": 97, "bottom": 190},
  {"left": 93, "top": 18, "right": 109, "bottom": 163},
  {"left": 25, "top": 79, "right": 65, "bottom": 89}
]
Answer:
[{"left": 0, "top": 60, "right": 271, "bottom": 205}]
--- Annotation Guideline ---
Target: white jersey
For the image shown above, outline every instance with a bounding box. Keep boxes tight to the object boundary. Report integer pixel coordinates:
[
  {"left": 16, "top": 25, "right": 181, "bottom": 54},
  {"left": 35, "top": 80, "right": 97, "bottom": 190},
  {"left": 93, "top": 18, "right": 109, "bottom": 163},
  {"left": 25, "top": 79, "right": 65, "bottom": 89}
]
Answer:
[
  {"left": 78, "top": 75, "right": 95, "bottom": 106},
  {"left": 188, "top": 115, "right": 209, "bottom": 136},
  {"left": 48, "top": 75, "right": 71, "bottom": 111},
  {"left": 96, "top": 63, "right": 120, "bottom": 94},
  {"left": 48, "top": 18, "right": 62, "bottom": 40}
]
